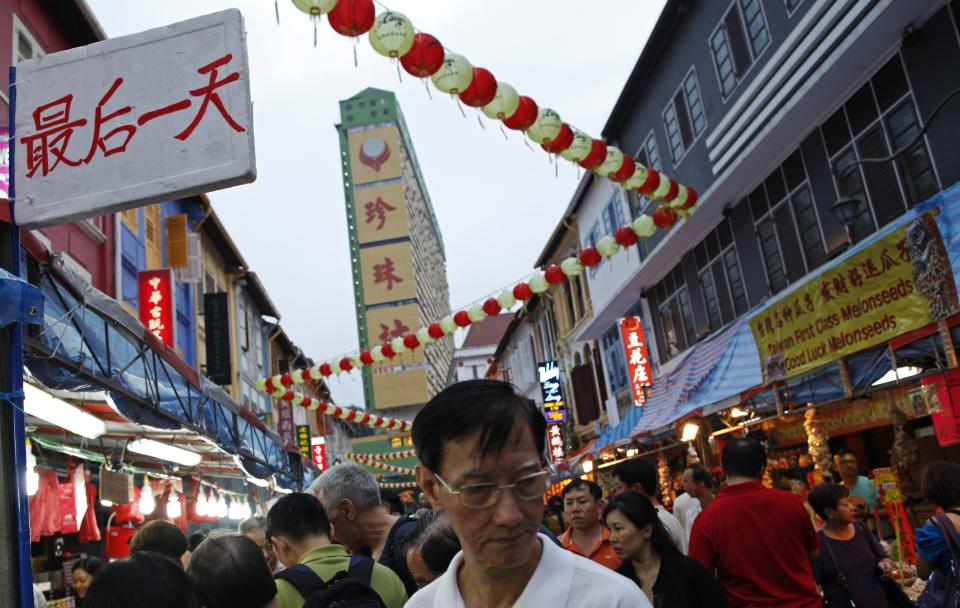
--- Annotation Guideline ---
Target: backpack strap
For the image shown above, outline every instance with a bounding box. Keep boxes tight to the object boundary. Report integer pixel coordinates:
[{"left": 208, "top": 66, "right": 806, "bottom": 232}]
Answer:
[
  {"left": 275, "top": 564, "right": 325, "bottom": 598},
  {"left": 934, "top": 514, "right": 960, "bottom": 562},
  {"left": 348, "top": 554, "right": 376, "bottom": 586}
]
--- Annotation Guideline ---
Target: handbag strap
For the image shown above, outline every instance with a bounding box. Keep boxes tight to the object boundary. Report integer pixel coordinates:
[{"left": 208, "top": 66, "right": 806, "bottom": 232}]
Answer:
[
  {"left": 822, "top": 532, "right": 857, "bottom": 608},
  {"left": 934, "top": 514, "right": 960, "bottom": 566}
]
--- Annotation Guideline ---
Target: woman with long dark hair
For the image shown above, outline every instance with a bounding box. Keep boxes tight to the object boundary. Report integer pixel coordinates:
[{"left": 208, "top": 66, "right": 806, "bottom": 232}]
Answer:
[{"left": 603, "top": 492, "right": 724, "bottom": 608}]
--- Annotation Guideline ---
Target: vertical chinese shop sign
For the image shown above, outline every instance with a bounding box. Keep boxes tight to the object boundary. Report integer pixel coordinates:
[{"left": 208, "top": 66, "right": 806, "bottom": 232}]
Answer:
[
  {"left": 750, "top": 211, "right": 960, "bottom": 382},
  {"left": 537, "top": 361, "right": 567, "bottom": 464},
  {"left": 296, "top": 425, "right": 311, "bottom": 461},
  {"left": 619, "top": 316, "right": 653, "bottom": 406},
  {"left": 138, "top": 269, "right": 175, "bottom": 348}
]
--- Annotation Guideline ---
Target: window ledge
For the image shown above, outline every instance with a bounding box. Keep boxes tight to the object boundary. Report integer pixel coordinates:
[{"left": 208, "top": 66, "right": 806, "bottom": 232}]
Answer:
[{"left": 76, "top": 219, "right": 107, "bottom": 245}]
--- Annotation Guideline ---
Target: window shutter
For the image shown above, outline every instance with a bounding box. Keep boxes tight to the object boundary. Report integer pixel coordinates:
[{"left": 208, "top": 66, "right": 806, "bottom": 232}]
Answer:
[
  {"left": 592, "top": 346, "right": 608, "bottom": 404},
  {"left": 773, "top": 204, "right": 806, "bottom": 283},
  {"left": 571, "top": 364, "right": 600, "bottom": 425},
  {"left": 856, "top": 126, "right": 905, "bottom": 228},
  {"left": 724, "top": 7, "right": 752, "bottom": 76}
]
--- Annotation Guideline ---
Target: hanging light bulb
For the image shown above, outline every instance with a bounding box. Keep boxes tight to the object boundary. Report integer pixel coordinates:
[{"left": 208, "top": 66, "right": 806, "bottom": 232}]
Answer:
[
  {"left": 167, "top": 492, "right": 181, "bottom": 519},
  {"left": 100, "top": 498, "right": 114, "bottom": 507},
  {"left": 139, "top": 477, "right": 156, "bottom": 515},
  {"left": 227, "top": 497, "right": 239, "bottom": 520},
  {"left": 217, "top": 493, "right": 228, "bottom": 518},
  {"left": 25, "top": 439, "right": 39, "bottom": 496},
  {"left": 195, "top": 489, "right": 208, "bottom": 517},
  {"left": 241, "top": 499, "right": 252, "bottom": 520}
]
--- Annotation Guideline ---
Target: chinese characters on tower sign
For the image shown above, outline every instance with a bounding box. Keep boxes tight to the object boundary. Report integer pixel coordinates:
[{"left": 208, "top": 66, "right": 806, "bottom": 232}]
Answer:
[
  {"left": 619, "top": 316, "right": 653, "bottom": 406},
  {"left": 12, "top": 10, "right": 255, "bottom": 228},
  {"left": 138, "top": 270, "right": 175, "bottom": 348},
  {"left": 537, "top": 361, "right": 567, "bottom": 464}
]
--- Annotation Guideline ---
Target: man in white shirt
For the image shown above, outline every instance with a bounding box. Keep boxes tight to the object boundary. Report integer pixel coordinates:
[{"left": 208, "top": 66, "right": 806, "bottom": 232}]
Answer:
[
  {"left": 408, "top": 380, "right": 650, "bottom": 608},
  {"left": 610, "top": 459, "right": 687, "bottom": 553},
  {"left": 681, "top": 464, "right": 716, "bottom": 545},
  {"left": 672, "top": 489, "right": 701, "bottom": 547}
]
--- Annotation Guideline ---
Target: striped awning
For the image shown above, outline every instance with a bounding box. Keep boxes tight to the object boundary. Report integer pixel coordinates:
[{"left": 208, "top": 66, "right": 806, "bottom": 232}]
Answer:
[{"left": 594, "top": 315, "right": 763, "bottom": 451}]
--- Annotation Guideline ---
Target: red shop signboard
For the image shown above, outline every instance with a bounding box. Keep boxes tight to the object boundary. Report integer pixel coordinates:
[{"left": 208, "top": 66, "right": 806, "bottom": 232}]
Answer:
[
  {"left": 311, "top": 436, "right": 328, "bottom": 471},
  {"left": 138, "top": 269, "right": 176, "bottom": 348},
  {"left": 619, "top": 316, "right": 652, "bottom": 406}
]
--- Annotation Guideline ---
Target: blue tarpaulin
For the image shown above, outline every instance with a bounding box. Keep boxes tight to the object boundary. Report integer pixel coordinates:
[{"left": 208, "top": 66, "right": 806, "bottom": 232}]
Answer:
[
  {"left": 594, "top": 183, "right": 960, "bottom": 451},
  {"left": 0, "top": 267, "right": 43, "bottom": 329}
]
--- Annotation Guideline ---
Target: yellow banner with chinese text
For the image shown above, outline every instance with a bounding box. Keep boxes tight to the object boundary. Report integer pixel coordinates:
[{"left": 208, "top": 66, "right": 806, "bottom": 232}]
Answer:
[{"left": 750, "top": 211, "right": 958, "bottom": 382}]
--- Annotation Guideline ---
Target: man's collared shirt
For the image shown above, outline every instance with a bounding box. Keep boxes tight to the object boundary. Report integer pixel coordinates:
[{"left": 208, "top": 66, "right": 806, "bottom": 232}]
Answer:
[
  {"left": 405, "top": 533, "right": 651, "bottom": 608},
  {"left": 559, "top": 525, "right": 622, "bottom": 570},
  {"left": 275, "top": 544, "right": 408, "bottom": 608}
]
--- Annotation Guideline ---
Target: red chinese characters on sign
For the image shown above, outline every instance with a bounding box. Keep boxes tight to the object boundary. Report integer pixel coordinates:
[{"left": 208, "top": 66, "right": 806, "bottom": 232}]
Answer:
[
  {"left": 619, "top": 316, "right": 652, "bottom": 406},
  {"left": 378, "top": 318, "right": 410, "bottom": 343},
  {"left": 311, "top": 436, "right": 328, "bottom": 471},
  {"left": 138, "top": 269, "right": 175, "bottom": 347},
  {"left": 22, "top": 54, "right": 246, "bottom": 180},
  {"left": 365, "top": 197, "right": 397, "bottom": 231},
  {"left": 547, "top": 423, "right": 565, "bottom": 465},
  {"left": 373, "top": 257, "right": 403, "bottom": 290}
]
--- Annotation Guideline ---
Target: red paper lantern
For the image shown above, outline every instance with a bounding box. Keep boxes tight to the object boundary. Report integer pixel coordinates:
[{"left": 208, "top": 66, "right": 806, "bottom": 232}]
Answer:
[
  {"left": 579, "top": 246, "right": 602, "bottom": 267},
  {"left": 339, "top": 357, "right": 353, "bottom": 372},
  {"left": 579, "top": 139, "right": 607, "bottom": 170},
  {"left": 319, "top": 363, "right": 332, "bottom": 377},
  {"left": 453, "top": 311, "right": 471, "bottom": 327},
  {"left": 502, "top": 96, "right": 538, "bottom": 130},
  {"left": 328, "top": 0, "right": 376, "bottom": 37},
  {"left": 682, "top": 187, "right": 699, "bottom": 210},
  {"left": 283, "top": 390, "right": 295, "bottom": 402},
  {"left": 637, "top": 168, "right": 661, "bottom": 195},
  {"left": 459, "top": 67, "right": 497, "bottom": 108},
  {"left": 652, "top": 205, "right": 677, "bottom": 229},
  {"left": 482, "top": 298, "right": 502, "bottom": 316},
  {"left": 612, "top": 156, "right": 636, "bottom": 183},
  {"left": 359, "top": 351, "right": 374, "bottom": 365},
  {"left": 280, "top": 373, "right": 293, "bottom": 387},
  {"left": 542, "top": 123, "right": 574, "bottom": 154},
  {"left": 513, "top": 283, "right": 534, "bottom": 301},
  {"left": 402, "top": 334, "right": 419, "bottom": 350},
  {"left": 265, "top": 377, "right": 276, "bottom": 392},
  {"left": 544, "top": 265, "right": 565, "bottom": 285},
  {"left": 615, "top": 226, "right": 639, "bottom": 247},
  {"left": 400, "top": 33, "right": 445, "bottom": 78},
  {"left": 428, "top": 323, "right": 445, "bottom": 339},
  {"left": 382, "top": 344, "right": 396, "bottom": 358}
]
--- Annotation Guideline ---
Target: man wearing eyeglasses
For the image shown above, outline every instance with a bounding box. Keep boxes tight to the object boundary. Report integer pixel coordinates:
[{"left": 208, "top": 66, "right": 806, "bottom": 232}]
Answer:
[{"left": 407, "top": 379, "right": 650, "bottom": 607}]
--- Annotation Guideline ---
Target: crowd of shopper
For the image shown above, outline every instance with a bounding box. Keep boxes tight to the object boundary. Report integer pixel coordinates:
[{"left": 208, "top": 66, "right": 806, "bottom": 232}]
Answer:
[{"left": 67, "top": 379, "right": 959, "bottom": 608}]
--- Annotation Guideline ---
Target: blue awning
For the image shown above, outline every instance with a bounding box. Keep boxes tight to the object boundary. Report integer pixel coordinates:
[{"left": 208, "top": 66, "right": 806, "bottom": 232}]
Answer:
[
  {"left": 594, "top": 316, "right": 762, "bottom": 451},
  {"left": 0, "top": 267, "right": 43, "bottom": 329}
]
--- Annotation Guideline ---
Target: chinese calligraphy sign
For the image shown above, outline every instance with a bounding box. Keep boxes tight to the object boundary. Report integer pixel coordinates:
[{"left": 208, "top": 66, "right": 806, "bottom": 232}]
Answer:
[
  {"left": 138, "top": 269, "right": 175, "bottom": 347},
  {"left": 355, "top": 184, "right": 408, "bottom": 244},
  {"left": 360, "top": 242, "right": 417, "bottom": 305},
  {"left": 537, "top": 361, "right": 567, "bottom": 424},
  {"left": 546, "top": 422, "right": 566, "bottom": 465},
  {"left": 13, "top": 9, "right": 255, "bottom": 229},
  {"left": 619, "top": 316, "right": 652, "bottom": 406},
  {"left": 749, "top": 211, "right": 959, "bottom": 382}
]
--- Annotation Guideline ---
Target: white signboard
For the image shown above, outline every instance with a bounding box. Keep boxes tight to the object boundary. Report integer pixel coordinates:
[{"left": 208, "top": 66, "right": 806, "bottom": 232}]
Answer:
[{"left": 12, "top": 9, "right": 255, "bottom": 228}]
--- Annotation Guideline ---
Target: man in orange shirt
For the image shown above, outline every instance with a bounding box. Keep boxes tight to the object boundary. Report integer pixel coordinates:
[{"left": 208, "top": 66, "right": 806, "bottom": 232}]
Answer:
[{"left": 559, "top": 479, "right": 622, "bottom": 570}]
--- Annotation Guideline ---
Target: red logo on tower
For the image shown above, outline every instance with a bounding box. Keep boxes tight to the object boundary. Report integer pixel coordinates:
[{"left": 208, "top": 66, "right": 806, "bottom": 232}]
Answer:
[{"left": 138, "top": 269, "right": 175, "bottom": 347}]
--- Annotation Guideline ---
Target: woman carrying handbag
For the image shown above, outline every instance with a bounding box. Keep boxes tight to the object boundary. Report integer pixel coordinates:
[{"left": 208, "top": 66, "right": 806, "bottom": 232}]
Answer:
[{"left": 809, "top": 484, "right": 914, "bottom": 608}]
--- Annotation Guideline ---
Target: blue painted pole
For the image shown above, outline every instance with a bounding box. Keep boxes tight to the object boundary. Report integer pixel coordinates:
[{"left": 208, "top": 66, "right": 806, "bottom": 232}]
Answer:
[{"left": 7, "top": 64, "right": 34, "bottom": 608}]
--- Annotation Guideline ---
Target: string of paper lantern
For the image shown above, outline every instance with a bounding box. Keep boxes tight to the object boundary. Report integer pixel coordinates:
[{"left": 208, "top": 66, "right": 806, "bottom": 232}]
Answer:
[
  {"left": 346, "top": 453, "right": 416, "bottom": 475},
  {"left": 290, "top": 0, "right": 699, "bottom": 213},
  {"left": 379, "top": 481, "right": 419, "bottom": 489},
  {"left": 256, "top": 200, "right": 695, "bottom": 398},
  {"left": 279, "top": 390, "right": 413, "bottom": 431},
  {"left": 354, "top": 449, "right": 417, "bottom": 461}
]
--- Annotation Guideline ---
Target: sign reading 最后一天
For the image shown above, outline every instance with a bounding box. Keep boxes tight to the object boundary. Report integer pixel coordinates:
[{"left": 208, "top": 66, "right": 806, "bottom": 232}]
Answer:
[
  {"left": 12, "top": 10, "right": 255, "bottom": 229},
  {"left": 619, "top": 316, "right": 652, "bottom": 406}
]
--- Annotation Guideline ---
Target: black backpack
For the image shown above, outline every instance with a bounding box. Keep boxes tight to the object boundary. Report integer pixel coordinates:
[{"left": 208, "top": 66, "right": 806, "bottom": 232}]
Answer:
[{"left": 275, "top": 555, "right": 387, "bottom": 608}]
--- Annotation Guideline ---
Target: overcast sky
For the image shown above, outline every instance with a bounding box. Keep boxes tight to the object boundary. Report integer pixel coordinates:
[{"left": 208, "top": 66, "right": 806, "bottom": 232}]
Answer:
[{"left": 84, "top": 0, "right": 667, "bottom": 407}]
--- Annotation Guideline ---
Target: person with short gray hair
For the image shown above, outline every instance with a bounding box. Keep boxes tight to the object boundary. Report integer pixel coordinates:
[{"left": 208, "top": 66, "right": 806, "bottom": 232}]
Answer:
[
  {"left": 239, "top": 515, "right": 280, "bottom": 573},
  {"left": 312, "top": 461, "right": 418, "bottom": 595}
]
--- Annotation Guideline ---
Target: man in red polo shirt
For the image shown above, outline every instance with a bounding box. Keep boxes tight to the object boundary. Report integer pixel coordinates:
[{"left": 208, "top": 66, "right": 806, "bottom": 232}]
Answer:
[
  {"left": 689, "top": 437, "right": 820, "bottom": 608},
  {"left": 559, "top": 479, "right": 621, "bottom": 570}
]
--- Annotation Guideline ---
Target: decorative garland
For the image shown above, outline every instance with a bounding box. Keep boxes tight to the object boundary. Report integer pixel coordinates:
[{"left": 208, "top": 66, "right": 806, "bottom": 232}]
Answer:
[
  {"left": 355, "top": 449, "right": 417, "bottom": 461},
  {"left": 290, "top": 0, "right": 698, "bottom": 214},
  {"left": 346, "top": 452, "right": 416, "bottom": 475},
  {"left": 257, "top": 205, "right": 694, "bottom": 398},
  {"left": 379, "top": 481, "right": 419, "bottom": 489},
  {"left": 280, "top": 390, "right": 413, "bottom": 431}
]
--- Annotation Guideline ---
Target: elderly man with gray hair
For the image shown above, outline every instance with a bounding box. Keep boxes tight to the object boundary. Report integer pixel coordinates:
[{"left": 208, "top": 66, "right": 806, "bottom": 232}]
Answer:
[{"left": 308, "top": 461, "right": 418, "bottom": 595}]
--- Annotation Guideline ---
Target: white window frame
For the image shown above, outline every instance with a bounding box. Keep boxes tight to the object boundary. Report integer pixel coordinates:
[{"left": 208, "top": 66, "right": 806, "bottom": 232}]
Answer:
[
  {"left": 661, "top": 67, "right": 708, "bottom": 166},
  {"left": 708, "top": 0, "right": 771, "bottom": 102},
  {"left": 785, "top": 0, "right": 804, "bottom": 18}
]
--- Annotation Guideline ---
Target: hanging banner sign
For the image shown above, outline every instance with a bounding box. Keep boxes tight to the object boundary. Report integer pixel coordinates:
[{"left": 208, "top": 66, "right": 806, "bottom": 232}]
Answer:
[
  {"left": 619, "top": 316, "right": 652, "bottom": 406},
  {"left": 296, "top": 425, "right": 311, "bottom": 460},
  {"left": 750, "top": 211, "right": 959, "bottom": 382},
  {"left": 546, "top": 423, "right": 565, "bottom": 464},
  {"left": 138, "top": 269, "right": 175, "bottom": 347},
  {"left": 311, "top": 436, "right": 328, "bottom": 471},
  {"left": 204, "top": 292, "right": 232, "bottom": 385},
  {"left": 12, "top": 9, "right": 255, "bottom": 229},
  {"left": 537, "top": 360, "right": 566, "bottom": 423},
  {"left": 276, "top": 399, "right": 296, "bottom": 447}
]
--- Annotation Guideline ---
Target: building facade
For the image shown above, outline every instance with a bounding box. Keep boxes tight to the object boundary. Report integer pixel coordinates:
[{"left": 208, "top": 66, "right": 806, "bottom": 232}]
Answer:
[
  {"left": 446, "top": 314, "right": 512, "bottom": 385},
  {"left": 337, "top": 88, "right": 453, "bottom": 418}
]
